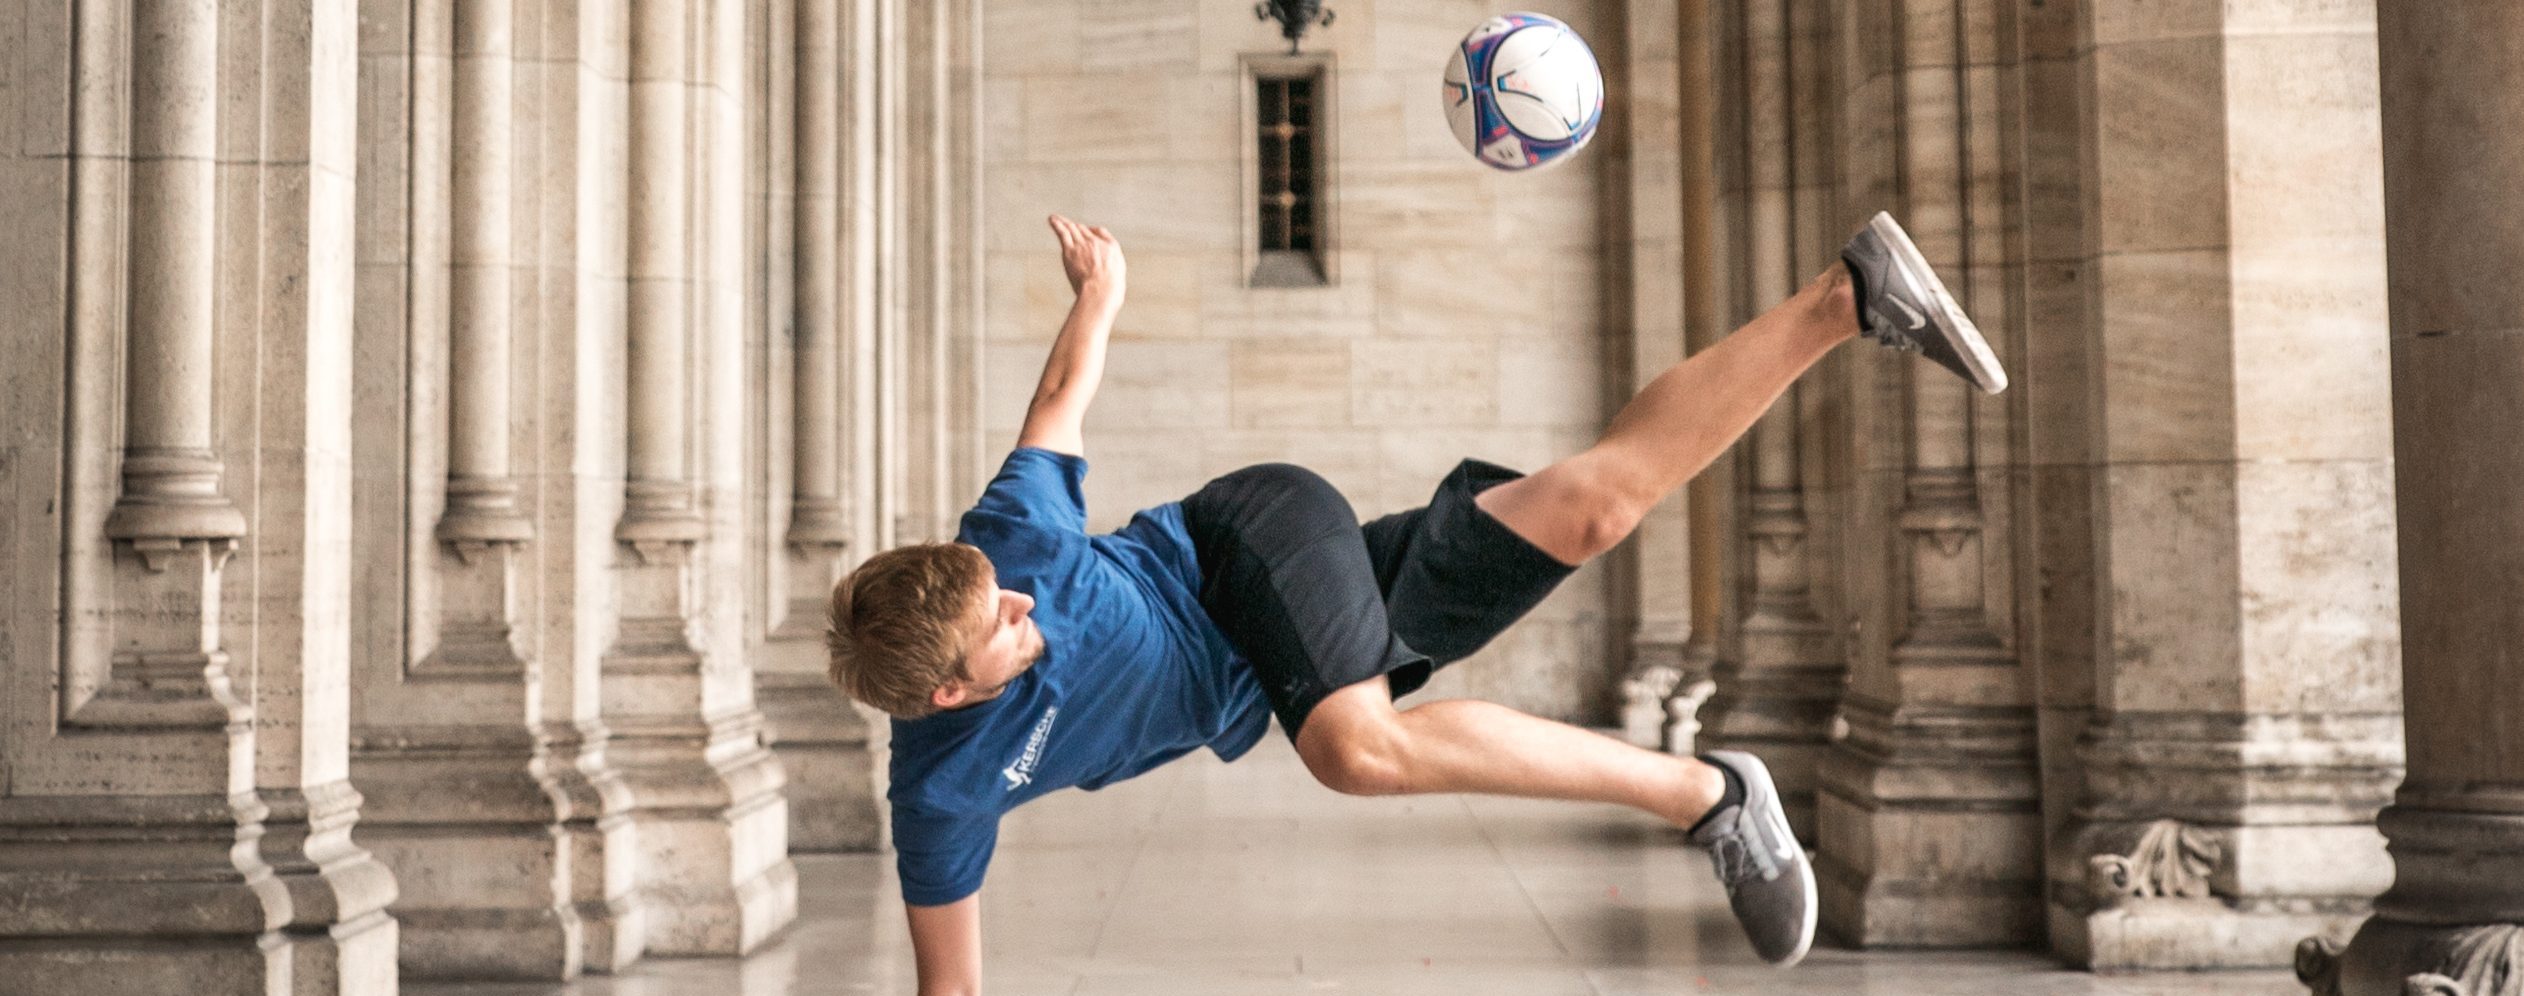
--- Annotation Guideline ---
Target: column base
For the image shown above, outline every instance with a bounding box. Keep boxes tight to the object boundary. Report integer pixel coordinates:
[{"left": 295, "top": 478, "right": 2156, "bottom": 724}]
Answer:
[
  {"left": 0, "top": 793, "right": 400, "bottom": 994},
  {"left": 2049, "top": 818, "right": 2386, "bottom": 969},
  {"left": 2052, "top": 898, "right": 2362, "bottom": 971},
  {"left": 760, "top": 672, "right": 879, "bottom": 852},
  {"left": 354, "top": 725, "right": 627, "bottom": 981},
  {"left": 613, "top": 718, "right": 799, "bottom": 956},
  {"left": 1813, "top": 702, "right": 2043, "bottom": 947},
  {"left": 2299, "top": 918, "right": 2524, "bottom": 996}
]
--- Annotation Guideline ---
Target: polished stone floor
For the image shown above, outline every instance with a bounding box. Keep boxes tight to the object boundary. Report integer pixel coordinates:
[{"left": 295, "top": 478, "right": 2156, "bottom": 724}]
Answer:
[{"left": 414, "top": 735, "right": 2304, "bottom": 995}]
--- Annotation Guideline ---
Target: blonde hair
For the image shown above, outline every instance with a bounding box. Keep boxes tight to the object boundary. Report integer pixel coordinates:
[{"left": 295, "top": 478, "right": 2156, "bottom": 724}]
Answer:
[{"left": 825, "top": 542, "right": 994, "bottom": 719}]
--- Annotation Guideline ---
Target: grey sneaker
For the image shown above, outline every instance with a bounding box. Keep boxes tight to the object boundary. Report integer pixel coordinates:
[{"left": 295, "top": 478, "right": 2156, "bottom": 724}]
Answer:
[
  {"left": 1688, "top": 750, "right": 1817, "bottom": 967},
  {"left": 1841, "top": 211, "right": 2009, "bottom": 394}
]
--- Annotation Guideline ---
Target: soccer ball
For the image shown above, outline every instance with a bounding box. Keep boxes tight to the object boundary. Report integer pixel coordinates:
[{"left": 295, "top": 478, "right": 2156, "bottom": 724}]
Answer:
[{"left": 1442, "top": 13, "right": 1604, "bottom": 171}]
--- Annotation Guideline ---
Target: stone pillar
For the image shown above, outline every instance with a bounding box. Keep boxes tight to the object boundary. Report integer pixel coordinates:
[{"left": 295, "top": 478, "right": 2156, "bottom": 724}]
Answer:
[
  {"left": 1612, "top": 0, "right": 1699, "bottom": 751},
  {"left": 1812, "top": 0, "right": 2042, "bottom": 947},
  {"left": 346, "top": 0, "right": 634, "bottom": 978},
  {"left": 896, "top": 0, "right": 955, "bottom": 542},
  {"left": 845, "top": 0, "right": 889, "bottom": 558},
  {"left": 2051, "top": 0, "right": 2402, "bottom": 969},
  {"left": 608, "top": 0, "right": 798, "bottom": 956},
  {"left": 2298, "top": 6, "right": 2524, "bottom": 994},
  {"left": 1667, "top": 0, "right": 1728, "bottom": 755},
  {"left": 760, "top": 0, "right": 882, "bottom": 853},
  {"left": 872, "top": 0, "right": 909, "bottom": 549},
  {"left": 1698, "top": 0, "right": 1843, "bottom": 838},
  {"left": 0, "top": 1, "right": 399, "bottom": 990}
]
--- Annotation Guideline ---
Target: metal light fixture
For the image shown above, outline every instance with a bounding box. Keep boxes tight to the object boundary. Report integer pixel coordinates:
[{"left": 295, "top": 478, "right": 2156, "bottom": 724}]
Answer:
[{"left": 1255, "top": 0, "right": 1334, "bottom": 54}]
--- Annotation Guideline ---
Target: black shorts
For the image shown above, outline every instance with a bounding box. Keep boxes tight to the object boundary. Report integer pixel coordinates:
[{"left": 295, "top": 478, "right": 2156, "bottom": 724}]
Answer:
[{"left": 1178, "top": 459, "right": 1577, "bottom": 737}]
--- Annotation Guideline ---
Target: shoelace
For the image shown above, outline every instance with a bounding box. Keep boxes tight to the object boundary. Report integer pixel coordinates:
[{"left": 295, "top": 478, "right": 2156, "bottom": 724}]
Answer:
[{"left": 1709, "top": 835, "right": 1754, "bottom": 887}]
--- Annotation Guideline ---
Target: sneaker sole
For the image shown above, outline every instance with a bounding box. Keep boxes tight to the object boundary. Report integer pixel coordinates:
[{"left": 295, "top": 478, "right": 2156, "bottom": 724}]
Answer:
[
  {"left": 1714, "top": 750, "right": 1818, "bottom": 968},
  {"left": 1866, "top": 211, "right": 2008, "bottom": 394}
]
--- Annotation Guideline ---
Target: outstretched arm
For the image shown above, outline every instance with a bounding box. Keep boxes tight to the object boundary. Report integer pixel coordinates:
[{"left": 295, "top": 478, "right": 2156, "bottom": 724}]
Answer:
[
  {"left": 1016, "top": 215, "right": 1126, "bottom": 457},
  {"left": 907, "top": 893, "right": 983, "bottom": 996}
]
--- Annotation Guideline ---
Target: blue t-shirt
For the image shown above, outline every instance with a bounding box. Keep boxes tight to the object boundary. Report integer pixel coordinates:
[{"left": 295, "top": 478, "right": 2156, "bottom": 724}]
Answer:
[{"left": 886, "top": 447, "right": 1271, "bottom": 906}]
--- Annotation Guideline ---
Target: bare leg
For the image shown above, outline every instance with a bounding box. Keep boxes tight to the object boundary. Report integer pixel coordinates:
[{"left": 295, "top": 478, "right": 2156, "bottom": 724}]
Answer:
[
  {"left": 1475, "top": 266, "right": 1859, "bottom": 566},
  {"left": 1296, "top": 676, "right": 1726, "bottom": 827},
  {"left": 1294, "top": 267, "right": 1859, "bottom": 826}
]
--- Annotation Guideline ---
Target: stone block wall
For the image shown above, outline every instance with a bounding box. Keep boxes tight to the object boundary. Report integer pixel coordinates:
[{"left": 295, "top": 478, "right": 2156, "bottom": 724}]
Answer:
[{"left": 980, "top": 0, "right": 1626, "bottom": 722}]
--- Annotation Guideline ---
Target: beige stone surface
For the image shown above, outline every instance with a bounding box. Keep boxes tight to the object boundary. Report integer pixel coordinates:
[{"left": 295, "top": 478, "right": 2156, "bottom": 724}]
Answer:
[{"left": 984, "top": 0, "right": 1620, "bottom": 720}]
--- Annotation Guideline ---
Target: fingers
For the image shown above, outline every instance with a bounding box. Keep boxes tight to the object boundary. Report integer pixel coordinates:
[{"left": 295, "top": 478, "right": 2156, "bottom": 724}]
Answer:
[{"left": 1046, "top": 214, "right": 1117, "bottom": 248}]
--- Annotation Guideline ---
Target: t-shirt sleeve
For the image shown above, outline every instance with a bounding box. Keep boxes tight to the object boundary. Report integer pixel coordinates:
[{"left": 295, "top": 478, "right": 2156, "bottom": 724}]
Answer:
[
  {"left": 891, "top": 801, "right": 1001, "bottom": 907},
  {"left": 959, "top": 448, "right": 1090, "bottom": 564}
]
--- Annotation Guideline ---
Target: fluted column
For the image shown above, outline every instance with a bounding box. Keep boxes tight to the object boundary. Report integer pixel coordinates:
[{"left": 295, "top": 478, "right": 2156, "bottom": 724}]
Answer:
[
  {"left": 606, "top": 0, "right": 798, "bottom": 956},
  {"left": 1813, "top": 0, "right": 2041, "bottom": 946},
  {"left": 2054, "top": 0, "right": 2401, "bottom": 969},
  {"left": 2300, "top": 6, "right": 2524, "bottom": 994},
  {"left": 1698, "top": 0, "right": 1842, "bottom": 838},
  {"left": 759, "top": 0, "right": 882, "bottom": 853}
]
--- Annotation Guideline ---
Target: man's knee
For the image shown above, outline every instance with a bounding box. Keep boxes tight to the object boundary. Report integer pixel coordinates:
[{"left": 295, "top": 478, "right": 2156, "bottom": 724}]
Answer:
[{"left": 1297, "top": 716, "right": 1412, "bottom": 797}]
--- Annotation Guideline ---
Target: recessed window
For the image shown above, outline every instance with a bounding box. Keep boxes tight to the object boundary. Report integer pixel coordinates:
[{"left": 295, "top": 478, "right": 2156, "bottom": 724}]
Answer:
[{"left": 1245, "top": 57, "right": 1334, "bottom": 287}]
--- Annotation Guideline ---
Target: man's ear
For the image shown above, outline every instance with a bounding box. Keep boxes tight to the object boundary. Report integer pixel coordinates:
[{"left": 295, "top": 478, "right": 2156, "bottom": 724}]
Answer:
[{"left": 930, "top": 680, "right": 968, "bottom": 710}]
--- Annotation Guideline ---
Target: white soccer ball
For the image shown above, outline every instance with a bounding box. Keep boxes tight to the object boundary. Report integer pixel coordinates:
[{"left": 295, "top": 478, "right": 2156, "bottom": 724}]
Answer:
[{"left": 1441, "top": 13, "right": 1605, "bottom": 171}]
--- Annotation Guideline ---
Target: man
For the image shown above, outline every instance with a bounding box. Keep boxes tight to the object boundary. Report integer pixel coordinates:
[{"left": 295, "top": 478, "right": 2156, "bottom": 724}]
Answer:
[{"left": 827, "top": 212, "right": 2004, "bottom": 994}]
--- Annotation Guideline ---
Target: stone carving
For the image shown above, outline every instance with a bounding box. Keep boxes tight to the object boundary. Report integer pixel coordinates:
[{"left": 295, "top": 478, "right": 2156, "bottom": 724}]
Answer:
[
  {"left": 2408, "top": 925, "right": 2524, "bottom": 996},
  {"left": 2296, "top": 925, "right": 2524, "bottom": 995},
  {"left": 2297, "top": 936, "right": 2346, "bottom": 996},
  {"left": 2089, "top": 819, "right": 2224, "bottom": 905}
]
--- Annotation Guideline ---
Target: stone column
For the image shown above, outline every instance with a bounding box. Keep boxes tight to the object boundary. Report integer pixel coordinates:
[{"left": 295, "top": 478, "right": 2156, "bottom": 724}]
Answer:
[
  {"left": 1667, "top": 0, "right": 1729, "bottom": 755},
  {"left": 346, "top": 0, "right": 628, "bottom": 979},
  {"left": 1613, "top": 0, "right": 1699, "bottom": 751},
  {"left": 896, "top": 0, "right": 955, "bottom": 542},
  {"left": 607, "top": 0, "right": 798, "bottom": 956},
  {"left": 761, "top": 0, "right": 882, "bottom": 853},
  {"left": 845, "top": 0, "right": 888, "bottom": 558},
  {"left": 871, "top": 0, "right": 909, "bottom": 549},
  {"left": 2299, "top": 6, "right": 2524, "bottom": 994},
  {"left": 0, "top": 1, "right": 397, "bottom": 989},
  {"left": 1698, "top": 0, "right": 1843, "bottom": 838},
  {"left": 2052, "top": 0, "right": 2402, "bottom": 969},
  {"left": 1813, "top": 0, "right": 2042, "bottom": 946},
  {"left": 536, "top": 0, "right": 648, "bottom": 972}
]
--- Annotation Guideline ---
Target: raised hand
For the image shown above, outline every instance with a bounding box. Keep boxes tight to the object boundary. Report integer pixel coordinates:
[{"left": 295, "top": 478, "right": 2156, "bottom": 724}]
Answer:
[{"left": 1047, "top": 214, "right": 1125, "bottom": 298}]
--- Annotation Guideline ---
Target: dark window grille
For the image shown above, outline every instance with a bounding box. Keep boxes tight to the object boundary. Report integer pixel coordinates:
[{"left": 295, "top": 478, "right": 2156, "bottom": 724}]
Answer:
[{"left": 1254, "top": 70, "right": 1326, "bottom": 285}]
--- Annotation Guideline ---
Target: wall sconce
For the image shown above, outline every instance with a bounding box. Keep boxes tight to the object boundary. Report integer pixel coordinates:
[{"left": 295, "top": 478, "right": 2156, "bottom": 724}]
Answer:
[{"left": 1255, "top": 0, "right": 1334, "bottom": 54}]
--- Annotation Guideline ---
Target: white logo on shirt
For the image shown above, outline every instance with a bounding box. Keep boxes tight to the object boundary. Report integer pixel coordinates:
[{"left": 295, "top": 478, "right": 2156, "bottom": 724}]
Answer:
[{"left": 1003, "top": 706, "right": 1058, "bottom": 791}]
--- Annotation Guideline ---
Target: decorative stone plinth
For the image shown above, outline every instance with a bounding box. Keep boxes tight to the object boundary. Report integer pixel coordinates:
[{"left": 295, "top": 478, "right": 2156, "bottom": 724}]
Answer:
[
  {"left": 604, "top": 531, "right": 798, "bottom": 955},
  {"left": 1816, "top": 700, "right": 2042, "bottom": 947},
  {"left": 2052, "top": 715, "right": 2397, "bottom": 969},
  {"left": 0, "top": 791, "right": 398, "bottom": 995}
]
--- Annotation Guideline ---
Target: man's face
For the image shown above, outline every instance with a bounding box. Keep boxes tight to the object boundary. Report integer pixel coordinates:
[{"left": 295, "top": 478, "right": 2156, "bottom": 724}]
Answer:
[{"left": 932, "top": 575, "right": 1045, "bottom": 711}]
